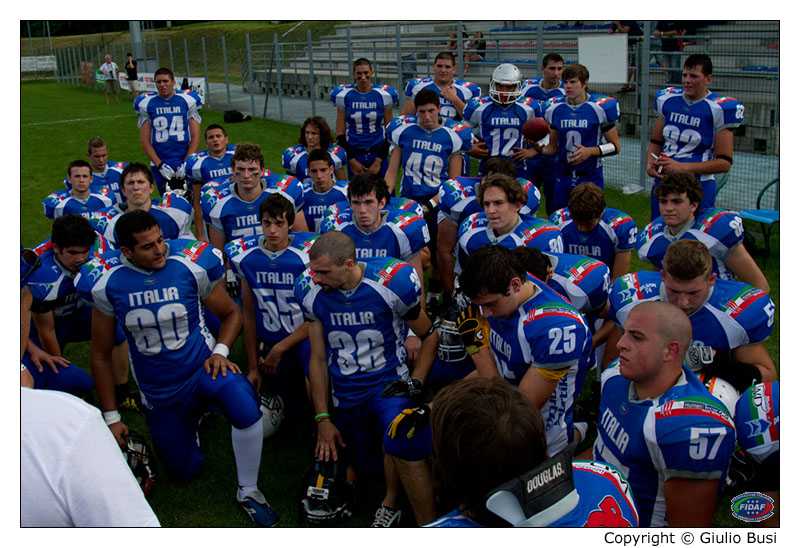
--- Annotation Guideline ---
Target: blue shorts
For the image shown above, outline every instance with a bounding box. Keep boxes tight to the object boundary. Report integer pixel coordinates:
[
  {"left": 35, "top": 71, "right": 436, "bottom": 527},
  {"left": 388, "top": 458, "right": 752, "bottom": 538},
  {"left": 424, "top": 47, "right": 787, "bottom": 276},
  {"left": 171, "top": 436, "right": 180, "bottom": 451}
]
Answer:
[
  {"left": 349, "top": 150, "right": 388, "bottom": 178},
  {"left": 22, "top": 353, "right": 94, "bottom": 396},
  {"left": 144, "top": 367, "right": 261, "bottom": 481}
]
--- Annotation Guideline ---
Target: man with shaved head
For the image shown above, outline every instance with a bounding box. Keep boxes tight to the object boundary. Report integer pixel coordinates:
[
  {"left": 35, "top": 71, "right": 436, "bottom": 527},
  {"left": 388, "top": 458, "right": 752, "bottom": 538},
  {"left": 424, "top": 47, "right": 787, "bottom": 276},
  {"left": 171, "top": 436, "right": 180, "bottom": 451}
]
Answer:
[{"left": 592, "top": 301, "right": 736, "bottom": 527}]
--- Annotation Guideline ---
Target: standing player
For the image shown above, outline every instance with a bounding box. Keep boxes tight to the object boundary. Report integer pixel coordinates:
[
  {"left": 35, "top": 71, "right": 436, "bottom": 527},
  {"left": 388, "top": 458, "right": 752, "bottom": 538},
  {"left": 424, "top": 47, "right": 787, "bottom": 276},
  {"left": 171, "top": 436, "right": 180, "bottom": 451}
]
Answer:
[
  {"left": 422, "top": 377, "right": 638, "bottom": 527},
  {"left": 456, "top": 174, "right": 563, "bottom": 276},
  {"left": 282, "top": 116, "right": 348, "bottom": 183},
  {"left": 186, "top": 124, "right": 236, "bottom": 240},
  {"left": 385, "top": 89, "right": 472, "bottom": 203},
  {"left": 646, "top": 54, "right": 744, "bottom": 219},
  {"left": 301, "top": 149, "right": 349, "bottom": 232},
  {"left": 593, "top": 301, "right": 735, "bottom": 527},
  {"left": 44, "top": 160, "right": 114, "bottom": 219},
  {"left": 541, "top": 64, "right": 621, "bottom": 213},
  {"left": 457, "top": 245, "right": 593, "bottom": 455},
  {"left": 331, "top": 58, "right": 399, "bottom": 178},
  {"left": 225, "top": 194, "right": 317, "bottom": 404},
  {"left": 90, "top": 163, "right": 194, "bottom": 247},
  {"left": 521, "top": 53, "right": 566, "bottom": 102},
  {"left": 463, "top": 63, "right": 542, "bottom": 177},
  {"left": 607, "top": 240, "right": 776, "bottom": 388},
  {"left": 637, "top": 172, "right": 768, "bottom": 291},
  {"left": 295, "top": 232, "right": 438, "bottom": 526},
  {"left": 86, "top": 137, "right": 126, "bottom": 203},
  {"left": 401, "top": 51, "right": 481, "bottom": 120},
  {"left": 136, "top": 67, "right": 202, "bottom": 195},
  {"left": 77, "top": 210, "right": 279, "bottom": 527}
]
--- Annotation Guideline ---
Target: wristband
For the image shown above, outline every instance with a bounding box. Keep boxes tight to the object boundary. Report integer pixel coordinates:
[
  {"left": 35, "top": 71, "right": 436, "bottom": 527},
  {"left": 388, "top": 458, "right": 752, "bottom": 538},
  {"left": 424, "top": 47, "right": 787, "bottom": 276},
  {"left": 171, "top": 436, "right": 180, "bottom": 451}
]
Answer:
[
  {"left": 717, "top": 154, "right": 733, "bottom": 165},
  {"left": 599, "top": 143, "right": 617, "bottom": 157},
  {"left": 650, "top": 138, "right": 664, "bottom": 146},
  {"left": 213, "top": 343, "right": 230, "bottom": 358},
  {"left": 314, "top": 412, "right": 331, "bottom": 423},
  {"left": 103, "top": 410, "right": 122, "bottom": 426},
  {"left": 157, "top": 161, "right": 164, "bottom": 169}
]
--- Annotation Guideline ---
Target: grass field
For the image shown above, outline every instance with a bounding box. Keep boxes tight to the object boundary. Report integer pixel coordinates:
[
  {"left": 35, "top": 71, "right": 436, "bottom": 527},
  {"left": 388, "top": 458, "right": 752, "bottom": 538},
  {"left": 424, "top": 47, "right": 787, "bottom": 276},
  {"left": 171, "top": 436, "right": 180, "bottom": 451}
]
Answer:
[{"left": 21, "top": 80, "right": 779, "bottom": 528}]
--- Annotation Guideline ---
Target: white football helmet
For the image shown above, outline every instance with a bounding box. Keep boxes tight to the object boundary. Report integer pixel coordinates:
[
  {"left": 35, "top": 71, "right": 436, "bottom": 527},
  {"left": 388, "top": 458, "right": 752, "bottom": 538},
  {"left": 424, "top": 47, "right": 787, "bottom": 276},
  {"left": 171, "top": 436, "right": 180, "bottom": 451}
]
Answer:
[
  {"left": 700, "top": 374, "right": 740, "bottom": 417},
  {"left": 489, "top": 63, "right": 523, "bottom": 105},
  {"left": 260, "top": 393, "right": 285, "bottom": 439}
]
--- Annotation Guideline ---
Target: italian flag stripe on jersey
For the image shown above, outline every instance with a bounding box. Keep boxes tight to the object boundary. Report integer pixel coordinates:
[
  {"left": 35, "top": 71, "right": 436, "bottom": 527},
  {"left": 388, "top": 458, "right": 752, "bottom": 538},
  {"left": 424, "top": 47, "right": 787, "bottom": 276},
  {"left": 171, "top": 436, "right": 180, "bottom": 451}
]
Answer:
[
  {"left": 656, "top": 399, "right": 734, "bottom": 429},
  {"left": 568, "top": 258, "right": 603, "bottom": 285},
  {"left": 378, "top": 259, "right": 404, "bottom": 286},
  {"left": 764, "top": 382, "right": 779, "bottom": 442},
  {"left": 524, "top": 304, "right": 584, "bottom": 326},
  {"left": 724, "top": 287, "right": 765, "bottom": 319},
  {"left": 700, "top": 210, "right": 727, "bottom": 232}
]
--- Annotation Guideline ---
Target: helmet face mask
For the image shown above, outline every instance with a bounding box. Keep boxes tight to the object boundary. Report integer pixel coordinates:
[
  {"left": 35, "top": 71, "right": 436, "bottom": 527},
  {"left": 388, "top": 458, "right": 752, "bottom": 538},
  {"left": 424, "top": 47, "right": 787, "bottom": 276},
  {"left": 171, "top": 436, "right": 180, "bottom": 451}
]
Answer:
[
  {"left": 125, "top": 431, "right": 156, "bottom": 496},
  {"left": 490, "top": 63, "right": 523, "bottom": 105}
]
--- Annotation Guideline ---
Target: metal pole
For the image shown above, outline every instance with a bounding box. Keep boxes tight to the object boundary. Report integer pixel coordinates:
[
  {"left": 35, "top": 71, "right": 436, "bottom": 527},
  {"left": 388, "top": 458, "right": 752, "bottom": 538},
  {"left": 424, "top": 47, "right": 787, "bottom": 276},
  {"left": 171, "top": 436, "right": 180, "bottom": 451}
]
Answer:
[
  {"left": 46, "top": 20, "right": 53, "bottom": 54},
  {"left": 456, "top": 22, "right": 464, "bottom": 80},
  {"left": 69, "top": 47, "right": 77, "bottom": 85},
  {"left": 26, "top": 21, "right": 33, "bottom": 55},
  {"left": 346, "top": 27, "right": 353, "bottom": 75},
  {"left": 184, "top": 38, "right": 191, "bottom": 77},
  {"left": 639, "top": 21, "right": 653, "bottom": 194},
  {"left": 245, "top": 33, "right": 256, "bottom": 117},
  {"left": 275, "top": 33, "right": 284, "bottom": 121},
  {"left": 154, "top": 38, "right": 160, "bottom": 67},
  {"left": 129, "top": 21, "right": 145, "bottom": 62},
  {"left": 202, "top": 37, "right": 210, "bottom": 108},
  {"left": 395, "top": 24, "right": 402, "bottom": 89},
  {"left": 307, "top": 29, "right": 317, "bottom": 115},
  {"left": 536, "top": 21, "right": 545, "bottom": 71},
  {"left": 168, "top": 38, "right": 174, "bottom": 70},
  {"left": 222, "top": 34, "right": 231, "bottom": 106}
]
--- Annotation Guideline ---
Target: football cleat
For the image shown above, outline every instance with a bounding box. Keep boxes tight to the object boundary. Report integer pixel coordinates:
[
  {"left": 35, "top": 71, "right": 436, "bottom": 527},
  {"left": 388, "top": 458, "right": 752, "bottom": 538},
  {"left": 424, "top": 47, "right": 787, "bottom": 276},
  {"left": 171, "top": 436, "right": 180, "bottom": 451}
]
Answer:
[
  {"left": 370, "top": 505, "right": 402, "bottom": 527},
  {"left": 238, "top": 488, "right": 279, "bottom": 527}
]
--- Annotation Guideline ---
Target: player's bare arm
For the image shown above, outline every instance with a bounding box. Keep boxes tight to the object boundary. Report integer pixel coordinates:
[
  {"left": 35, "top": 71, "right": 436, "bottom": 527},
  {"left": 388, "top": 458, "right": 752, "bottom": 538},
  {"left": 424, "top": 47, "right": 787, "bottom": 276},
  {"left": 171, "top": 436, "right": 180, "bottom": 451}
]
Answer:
[
  {"left": 31, "top": 310, "right": 61, "bottom": 356},
  {"left": 664, "top": 478, "right": 720, "bottom": 526},
  {"left": 517, "top": 365, "right": 564, "bottom": 410},
  {"left": 447, "top": 152, "right": 463, "bottom": 179},
  {"left": 725, "top": 244, "right": 769, "bottom": 292},
  {"left": 186, "top": 118, "right": 201, "bottom": 158},
  {"left": 240, "top": 277, "right": 261, "bottom": 386},
  {"left": 139, "top": 120, "right": 161, "bottom": 165},
  {"left": 90, "top": 308, "right": 128, "bottom": 447},
  {"left": 541, "top": 128, "right": 559, "bottom": 156},
  {"left": 647, "top": 118, "right": 666, "bottom": 177},
  {"left": 385, "top": 146, "right": 402, "bottom": 194},
  {"left": 262, "top": 323, "right": 310, "bottom": 374},
  {"left": 734, "top": 342, "right": 777, "bottom": 382},
  {"left": 202, "top": 280, "right": 243, "bottom": 380},
  {"left": 656, "top": 128, "right": 733, "bottom": 176},
  {"left": 308, "top": 320, "right": 345, "bottom": 461}
]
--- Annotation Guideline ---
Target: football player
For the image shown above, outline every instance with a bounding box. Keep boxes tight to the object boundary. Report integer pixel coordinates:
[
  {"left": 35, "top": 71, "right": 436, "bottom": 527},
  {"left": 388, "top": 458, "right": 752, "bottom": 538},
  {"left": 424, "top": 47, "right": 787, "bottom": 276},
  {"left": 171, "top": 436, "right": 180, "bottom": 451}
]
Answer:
[
  {"left": 331, "top": 58, "right": 399, "bottom": 178},
  {"left": 541, "top": 64, "right": 621, "bottom": 213},
  {"left": 225, "top": 194, "right": 317, "bottom": 403},
  {"left": 295, "top": 232, "right": 438, "bottom": 526},
  {"left": 400, "top": 51, "right": 481, "bottom": 120},
  {"left": 89, "top": 163, "right": 193, "bottom": 248},
  {"left": 44, "top": 160, "right": 114, "bottom": 219},
  {"left": 76, "top": 210, "right": 279, "bottom": 527},
  {"left": 282, "top": 116, "right": 348, "bottom": 182},
  {"left": 593, "top": 301, "right": 735, "bottom": 527},
  {"left": 86, "top": 136, "right": 126, "bottom": 203},
  {"left": 637, "top": 172, "right": 768, "bottom": 292},
  {"left": 457, "top": 245, "right": 593, "bottom": 456},
  {"left": 647, "top": 54, "right": 744, "bottom": 219},
  {"left": 186, "top": 124, "right": 236, "bottom": 240},
  {"left": 607, "top": 240, "right": 776, "bottom": 388},
  {"left": 301, "top": 149, "right": 349, "bottom": 232},
  {"left": 463, "top": 63, "right": 542, "bottom": 177},
  {"left": 135, "top": 67, "right": 202, "bottom": 195},
  {"left": 456, "top": 174, "right": 563, "bottom": 276},
  {"left": 422, "top": 377, "right": 638, "bottom": 527}
]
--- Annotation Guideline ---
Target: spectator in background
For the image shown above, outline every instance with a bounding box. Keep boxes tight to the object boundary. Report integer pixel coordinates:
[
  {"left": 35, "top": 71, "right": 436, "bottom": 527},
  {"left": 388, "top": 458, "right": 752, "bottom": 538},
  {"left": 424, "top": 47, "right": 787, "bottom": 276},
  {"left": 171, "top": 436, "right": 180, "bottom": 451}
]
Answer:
[
  {"left": 611, "top": 21, "right": 643, "bottom": 92},
  {"left": 464, "top": 31, "right": 486, "bottom": 74},
  {"left": 655, "top": 21, "right": 687, "bottom": 85},
  {"left": 99, "top": 54, "right": 119, "bottom": 104},
  {"left": 124, "top": 53, "right": 139, "bottom": 97}
]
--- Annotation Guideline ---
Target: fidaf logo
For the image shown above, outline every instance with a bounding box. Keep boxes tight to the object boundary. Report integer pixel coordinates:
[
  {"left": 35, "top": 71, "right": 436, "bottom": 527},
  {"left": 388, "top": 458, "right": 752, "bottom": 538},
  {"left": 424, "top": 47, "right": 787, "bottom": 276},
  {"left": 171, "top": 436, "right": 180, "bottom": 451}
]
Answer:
[{"left": 730, "top": 492, "right": 774, "bottom": 523}]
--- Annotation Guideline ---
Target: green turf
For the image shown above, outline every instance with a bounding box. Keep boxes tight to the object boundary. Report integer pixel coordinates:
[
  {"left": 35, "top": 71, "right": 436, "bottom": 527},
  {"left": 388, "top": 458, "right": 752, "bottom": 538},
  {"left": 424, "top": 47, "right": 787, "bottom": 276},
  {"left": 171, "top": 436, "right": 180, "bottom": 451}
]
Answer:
[{"left": 21, "top": 80, "right": 779, "bottom": 527}]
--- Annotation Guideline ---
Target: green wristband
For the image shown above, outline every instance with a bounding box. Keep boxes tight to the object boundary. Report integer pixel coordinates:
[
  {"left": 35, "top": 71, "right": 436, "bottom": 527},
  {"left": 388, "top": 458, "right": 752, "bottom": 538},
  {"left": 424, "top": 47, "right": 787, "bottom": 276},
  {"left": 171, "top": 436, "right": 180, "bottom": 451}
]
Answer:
[{"left": 314, "top": 412, "right": 331, "bottom": 423}]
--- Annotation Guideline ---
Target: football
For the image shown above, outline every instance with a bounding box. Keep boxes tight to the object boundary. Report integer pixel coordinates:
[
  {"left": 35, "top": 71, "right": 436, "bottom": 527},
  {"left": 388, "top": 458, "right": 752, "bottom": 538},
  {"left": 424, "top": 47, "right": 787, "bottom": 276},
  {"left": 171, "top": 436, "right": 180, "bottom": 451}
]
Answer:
[{"left": 522, "top": 118, "right": 550, "bottom": 142}]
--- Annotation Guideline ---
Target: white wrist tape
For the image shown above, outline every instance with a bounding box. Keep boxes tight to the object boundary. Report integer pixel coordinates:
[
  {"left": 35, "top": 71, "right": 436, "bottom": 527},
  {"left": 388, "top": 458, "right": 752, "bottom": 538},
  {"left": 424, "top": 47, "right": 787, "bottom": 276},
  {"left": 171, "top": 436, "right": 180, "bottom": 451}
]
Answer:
[
  {"left": 599, "top": 143, "right": 617, "bottom": 157},
  {"left": 103, "top": 410, "right": 122, "bottom": 425},
  {"left": 213, "top": 343, "right": 230, "bottom": 358}
]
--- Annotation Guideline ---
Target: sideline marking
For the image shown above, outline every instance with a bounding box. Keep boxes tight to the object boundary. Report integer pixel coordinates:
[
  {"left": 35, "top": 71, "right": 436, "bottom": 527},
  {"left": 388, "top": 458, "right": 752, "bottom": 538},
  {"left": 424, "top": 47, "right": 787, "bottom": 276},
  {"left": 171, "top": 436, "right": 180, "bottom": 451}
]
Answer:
[{"left": 22, "top": 114, "right": 133, "bottom": 127}]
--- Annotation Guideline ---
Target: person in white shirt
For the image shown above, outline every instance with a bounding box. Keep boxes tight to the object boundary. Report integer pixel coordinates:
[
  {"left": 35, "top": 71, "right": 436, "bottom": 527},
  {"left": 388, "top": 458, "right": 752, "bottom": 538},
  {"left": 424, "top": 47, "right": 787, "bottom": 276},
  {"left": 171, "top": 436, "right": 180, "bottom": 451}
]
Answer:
[{"left": 100, "top": 54, "right": 119, "bottom": 104}]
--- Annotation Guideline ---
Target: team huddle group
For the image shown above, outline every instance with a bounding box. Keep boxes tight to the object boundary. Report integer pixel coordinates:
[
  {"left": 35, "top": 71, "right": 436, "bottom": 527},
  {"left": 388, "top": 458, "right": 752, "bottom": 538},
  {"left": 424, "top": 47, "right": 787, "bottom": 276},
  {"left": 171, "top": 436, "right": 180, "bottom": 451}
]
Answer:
[{"left": 20, "top": 49, "right": 779, "bottom": 528}]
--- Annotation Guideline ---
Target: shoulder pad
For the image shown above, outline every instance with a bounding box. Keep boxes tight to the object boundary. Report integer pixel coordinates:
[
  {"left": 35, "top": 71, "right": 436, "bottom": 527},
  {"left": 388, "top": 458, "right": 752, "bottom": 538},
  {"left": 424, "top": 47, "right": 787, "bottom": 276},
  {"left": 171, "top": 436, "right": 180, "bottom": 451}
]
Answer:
[
  {"left": 169, "top": 239, "right": 222, "bottom": 268},
  {"left": 709, "top": 280, "right": 774, "bottom": 342},
  {"left": 609, "top": 271, "right": 662, "bottom": 325},
  {"left": 695, "top": 208, "right": 744, "bottom": 249},
  {"left": 549, "top": 208, "right": 572, "bottom": 226},
  {"left": 224, "top": 235, "right": 260, "bottom": 262},
  {"left": 75, "top": 251, "right": 123, "bottom": 301}
]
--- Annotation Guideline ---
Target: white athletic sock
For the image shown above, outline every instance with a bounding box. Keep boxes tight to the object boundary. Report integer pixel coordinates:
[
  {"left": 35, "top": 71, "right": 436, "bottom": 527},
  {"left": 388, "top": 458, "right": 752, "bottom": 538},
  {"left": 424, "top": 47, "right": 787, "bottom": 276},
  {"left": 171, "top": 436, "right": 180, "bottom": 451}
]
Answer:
[{"left": 232, "top": 420, "right": 263, "bottom": 496}]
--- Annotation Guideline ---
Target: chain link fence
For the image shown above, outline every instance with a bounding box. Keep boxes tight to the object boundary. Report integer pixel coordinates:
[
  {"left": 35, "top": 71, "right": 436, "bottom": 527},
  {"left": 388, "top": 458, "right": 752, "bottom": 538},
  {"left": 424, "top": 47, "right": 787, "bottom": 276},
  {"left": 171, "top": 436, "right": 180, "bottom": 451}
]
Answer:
[{"left": 43, "top": 20, "right": 778, "bottom": 212}]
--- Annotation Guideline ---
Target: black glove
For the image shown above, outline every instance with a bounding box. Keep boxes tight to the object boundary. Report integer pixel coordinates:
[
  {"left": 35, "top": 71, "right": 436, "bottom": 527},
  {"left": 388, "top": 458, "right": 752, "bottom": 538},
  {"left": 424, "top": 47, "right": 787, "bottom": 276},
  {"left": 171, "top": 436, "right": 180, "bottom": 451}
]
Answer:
[
  {"left": 225, "top": 268, "right": 240, "bottom": 299},
  {"left": 456, "top": 304, "right": 490, "bottom": 355},
  {"left": 382, "top": 378, "right": 424, "bottom": 403},
  {"left": 386, "top": 404, "right": 430, "bottom": 440}
]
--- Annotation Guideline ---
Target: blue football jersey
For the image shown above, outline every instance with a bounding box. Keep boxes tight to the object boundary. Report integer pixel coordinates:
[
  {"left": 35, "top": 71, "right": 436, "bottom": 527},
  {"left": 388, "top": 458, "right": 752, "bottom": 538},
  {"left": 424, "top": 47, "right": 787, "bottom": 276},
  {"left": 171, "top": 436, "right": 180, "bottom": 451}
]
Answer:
[
  {"left": 637, "top": 208, "right": 744, "bottom": 280},
  {"left": 543, "top": 93, "right": 620, "bottom": 175},
  {"left": 550, "top": 207, "right": 638, "bottom": 269},
  {"left": 735, "top": 381, "right": 779, "bottom": 463},
  {"left": 135, "top": 91, "right": 202, "bottom": 163},
  {"left": 187, "top": 144, "right": 235, "bottom": 184},
  {"left": 464, "top": 96, "right": 542, "bottom": 159},
  {"left": 25, "top": 235, "right": 113, "bottom": 318},
  {"left": 301, "top": 179, "right": 349, "bottom": 232},
  {"left": 654, "top": 88, "right": 744, "bottom": 184},
  {"left": 63, "top": 161, "right": 126, "bottom": 204},
  {"left": 404, "top": 77, "right": 481, "bottom": 120},
  {"left": 225, "top": 232, "right": 317, "bottom": 344},
  {"left": 486, "top": 276, "right": 593, "bottom": 454},
  {"left": 89, "top": 193, "right": 194, "bottom": 247},
  {"left": 43, "top": 190, "right": 114, "bottom": 220},
  {"left": 295, "top": 257, "right": 421, "bottom": 407},
  {"left": 320, "top": 206, "right": 430, "bottom": 262},
  {"left": 608, "top": 272, "right": 775, "bottom": 374},
  {"left": 457, "top": 212, "right": 563, "bottom": 272},
  {"left": 545, "top": 252, "right": 611, "bottom": 316},
  {"left": 386, "top": 115, "right": 473, "bottom": 200},
  {"left": 593, "top": 363, "right": 735, "bottom": 526},
  {"left": 75, "top": 239, "right": 222, "bottom": 406},
  {"left": 330, "top": 83, "right": 399, "bottom": 149},
  {"left": 438, "top": 175, "right": 541, "bottom": 226},
  {"left": 203, "top": 182, "right": 270, "bottom": 243},
  {"left": 281, "top": 143, "right": 348, "bottom": 182},
  {"left": 521, "top": 78, "right": 565, "bottom": 102}
]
